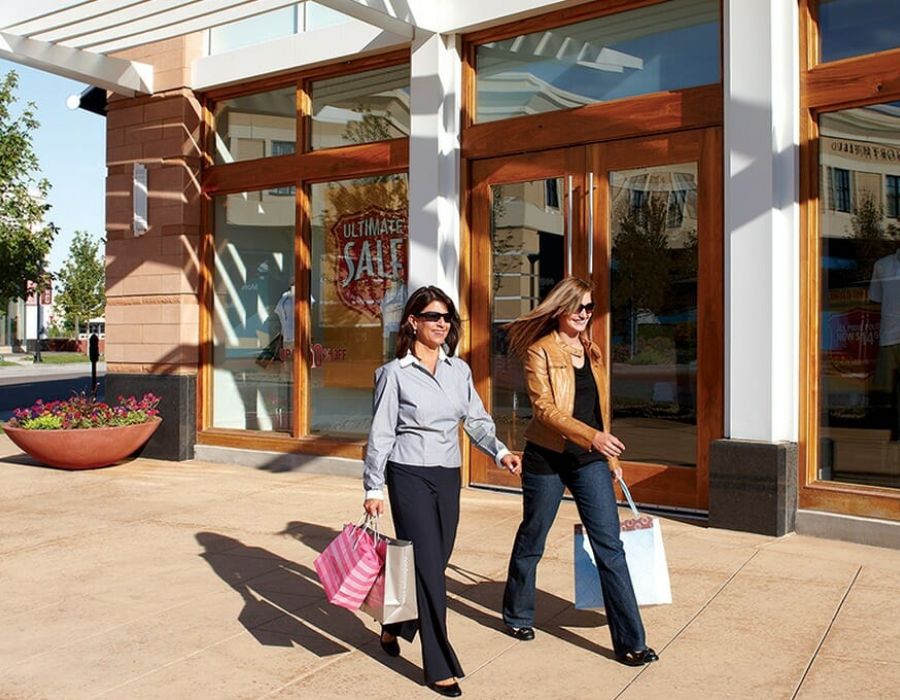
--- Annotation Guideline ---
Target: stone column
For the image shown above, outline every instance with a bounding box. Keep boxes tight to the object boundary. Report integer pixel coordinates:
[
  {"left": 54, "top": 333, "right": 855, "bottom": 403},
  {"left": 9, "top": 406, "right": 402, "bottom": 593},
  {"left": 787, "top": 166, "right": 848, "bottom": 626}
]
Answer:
[{"left": 103, "top": 35, "right": 204, "bottom": 460}]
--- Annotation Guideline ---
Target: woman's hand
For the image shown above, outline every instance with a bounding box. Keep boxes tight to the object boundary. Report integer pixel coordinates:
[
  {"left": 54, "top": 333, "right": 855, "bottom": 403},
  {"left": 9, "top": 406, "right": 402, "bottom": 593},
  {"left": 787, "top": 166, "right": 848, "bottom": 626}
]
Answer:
[
  {"left": 591, "top": 431, "right": 625, "bottom": 460},
  {"left": 364, "top": 498, "right": 384, "bottom": 516},
  {"left": 500, "top": 453, "right": 522, "bottom": 475}
]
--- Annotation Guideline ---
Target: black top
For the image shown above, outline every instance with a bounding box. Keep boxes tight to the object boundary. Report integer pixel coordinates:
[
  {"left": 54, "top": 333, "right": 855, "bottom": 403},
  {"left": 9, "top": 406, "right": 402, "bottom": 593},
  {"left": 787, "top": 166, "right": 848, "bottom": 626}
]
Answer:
[{"left": 524, "top": 359, "right": 604, "bottom": 474}]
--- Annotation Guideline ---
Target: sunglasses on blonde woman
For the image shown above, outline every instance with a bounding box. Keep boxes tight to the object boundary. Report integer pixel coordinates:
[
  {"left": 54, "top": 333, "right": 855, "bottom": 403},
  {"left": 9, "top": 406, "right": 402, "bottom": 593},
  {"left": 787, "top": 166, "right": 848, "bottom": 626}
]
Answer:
[
  {"left": 416, "top": 311, "right": 453, "bottom": 323},
  {"left": 574, "top": 302, "right": 595, "bottom": 315}
]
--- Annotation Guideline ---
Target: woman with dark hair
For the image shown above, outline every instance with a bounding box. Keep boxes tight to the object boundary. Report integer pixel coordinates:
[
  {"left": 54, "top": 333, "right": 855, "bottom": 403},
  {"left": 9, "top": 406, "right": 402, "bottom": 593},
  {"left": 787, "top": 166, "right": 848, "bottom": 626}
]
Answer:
[
  {"left": 500, "top": 276, "right": 657, "bottom": 667},
  {"left": 363, "top": 285, "right": 521, "bottom": 697}
]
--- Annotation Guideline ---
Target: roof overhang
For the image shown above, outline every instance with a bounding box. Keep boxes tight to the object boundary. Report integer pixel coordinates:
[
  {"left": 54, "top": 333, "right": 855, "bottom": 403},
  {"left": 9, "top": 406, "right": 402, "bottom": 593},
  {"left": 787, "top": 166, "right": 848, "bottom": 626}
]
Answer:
[{"left": 0, "top": 0, "right": 596, "bottom": 97}]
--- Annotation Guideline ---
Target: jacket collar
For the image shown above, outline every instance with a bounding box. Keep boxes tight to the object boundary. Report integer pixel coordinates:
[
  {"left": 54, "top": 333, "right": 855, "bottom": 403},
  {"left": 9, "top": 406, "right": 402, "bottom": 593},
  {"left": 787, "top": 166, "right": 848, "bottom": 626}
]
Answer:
[
  {"left": 399, "top": 347, "right": 450, "bottom": 368},
  {"left": 550, "top": 331, "right": 602, "bottom": 361}
]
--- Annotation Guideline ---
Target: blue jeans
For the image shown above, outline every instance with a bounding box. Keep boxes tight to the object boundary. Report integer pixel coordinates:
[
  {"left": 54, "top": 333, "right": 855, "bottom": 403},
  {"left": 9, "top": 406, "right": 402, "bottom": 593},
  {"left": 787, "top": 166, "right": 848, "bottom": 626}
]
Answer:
[{"left": 502, "top": 460, "right": 646, "bottom": 655}]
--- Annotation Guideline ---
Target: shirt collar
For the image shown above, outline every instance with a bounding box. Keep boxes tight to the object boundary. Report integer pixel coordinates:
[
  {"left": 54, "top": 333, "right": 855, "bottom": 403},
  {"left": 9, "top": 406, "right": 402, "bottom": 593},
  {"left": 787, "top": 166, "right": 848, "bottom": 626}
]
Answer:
[{"left": 399, "top": 348, "right": 450, "bottom": 368}]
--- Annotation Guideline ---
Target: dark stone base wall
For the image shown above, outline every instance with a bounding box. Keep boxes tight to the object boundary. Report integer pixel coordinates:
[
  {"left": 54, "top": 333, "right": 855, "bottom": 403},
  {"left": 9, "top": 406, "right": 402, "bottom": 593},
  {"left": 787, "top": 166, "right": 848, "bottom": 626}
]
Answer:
[
  {"left": 709, "top": 439, "right": 798, "bottom": 536},
  {"left": 106, "top": 373, "right": 196, "bottom": 461}
]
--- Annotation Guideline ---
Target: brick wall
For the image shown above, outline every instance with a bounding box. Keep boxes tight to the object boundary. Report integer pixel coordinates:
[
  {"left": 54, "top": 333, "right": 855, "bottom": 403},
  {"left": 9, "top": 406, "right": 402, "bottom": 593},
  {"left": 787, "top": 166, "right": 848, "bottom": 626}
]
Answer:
[{"left": 104, "top": 35, "right": 205, "bottom": 375}]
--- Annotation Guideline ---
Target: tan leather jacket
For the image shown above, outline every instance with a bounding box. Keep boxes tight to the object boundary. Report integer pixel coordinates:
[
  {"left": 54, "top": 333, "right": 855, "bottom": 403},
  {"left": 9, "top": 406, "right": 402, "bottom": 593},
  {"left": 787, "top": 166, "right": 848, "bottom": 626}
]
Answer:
[{"left": 522, "top": 331, "right": 619, "bottom": 470}]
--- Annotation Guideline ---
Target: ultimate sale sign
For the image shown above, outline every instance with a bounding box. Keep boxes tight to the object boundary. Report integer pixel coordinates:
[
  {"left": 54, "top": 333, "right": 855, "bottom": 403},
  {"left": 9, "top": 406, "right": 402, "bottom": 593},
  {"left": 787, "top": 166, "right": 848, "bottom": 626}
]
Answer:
[{"left": 330, "top": 206, "right": 408, "bottom": 319}]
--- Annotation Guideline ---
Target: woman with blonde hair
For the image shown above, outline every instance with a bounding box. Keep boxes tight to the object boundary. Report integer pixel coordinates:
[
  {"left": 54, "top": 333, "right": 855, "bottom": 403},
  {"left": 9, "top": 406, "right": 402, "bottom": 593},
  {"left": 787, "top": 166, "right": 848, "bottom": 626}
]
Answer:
[{"left": 501, "top": 276, "right": 657, "bottom": 666}]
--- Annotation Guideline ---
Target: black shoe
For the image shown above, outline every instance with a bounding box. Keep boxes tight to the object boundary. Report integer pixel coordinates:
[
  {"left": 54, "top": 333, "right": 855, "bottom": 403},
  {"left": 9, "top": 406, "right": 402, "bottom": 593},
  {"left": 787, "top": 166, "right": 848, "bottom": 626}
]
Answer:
[
  {"left": 505, "top": 625, "right": 535, "bottom": 641},
  {"left": 428, "top": 681, "right": 462, "bottom": 697},
  {"left": 379, "top": 631, "right": 400, "bottom": 657},
  {"left": 616, "top": 647, "right": 659, "bottom": 666}
]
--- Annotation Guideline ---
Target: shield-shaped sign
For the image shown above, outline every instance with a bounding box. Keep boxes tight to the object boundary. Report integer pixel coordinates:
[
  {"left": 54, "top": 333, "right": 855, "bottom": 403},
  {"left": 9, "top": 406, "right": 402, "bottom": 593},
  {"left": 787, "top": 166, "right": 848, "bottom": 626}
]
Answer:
[
  {"left": 331, "top": 206, "right": 408, "bottom": 319},
  {"left": 827, "top": 307, "right": 880, "bottom": 378}
]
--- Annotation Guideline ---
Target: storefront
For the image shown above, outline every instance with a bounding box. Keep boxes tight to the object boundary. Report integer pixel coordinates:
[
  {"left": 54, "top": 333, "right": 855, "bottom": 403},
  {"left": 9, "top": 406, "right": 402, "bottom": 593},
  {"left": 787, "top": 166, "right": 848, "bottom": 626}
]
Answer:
[{"left": 3, "top": 0, "right": 899, "bottom": 541}]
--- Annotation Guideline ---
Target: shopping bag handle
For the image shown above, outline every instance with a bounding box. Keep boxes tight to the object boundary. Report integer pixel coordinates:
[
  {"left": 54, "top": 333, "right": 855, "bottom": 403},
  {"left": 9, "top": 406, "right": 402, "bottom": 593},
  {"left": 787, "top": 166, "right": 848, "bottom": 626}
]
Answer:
[
  {"left": 358, "top": 513, "right": 384, "bottom": 545},
  {"left": 616, "top": 477, "right": 641, "bottom": 519}
]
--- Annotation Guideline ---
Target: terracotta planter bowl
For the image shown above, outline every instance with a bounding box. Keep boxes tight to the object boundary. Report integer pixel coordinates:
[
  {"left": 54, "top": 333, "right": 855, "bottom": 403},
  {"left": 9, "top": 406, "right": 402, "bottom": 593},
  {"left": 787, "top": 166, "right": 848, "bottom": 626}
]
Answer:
[{"left": 2, "top": 419, "right": 162, "bottom": 470}]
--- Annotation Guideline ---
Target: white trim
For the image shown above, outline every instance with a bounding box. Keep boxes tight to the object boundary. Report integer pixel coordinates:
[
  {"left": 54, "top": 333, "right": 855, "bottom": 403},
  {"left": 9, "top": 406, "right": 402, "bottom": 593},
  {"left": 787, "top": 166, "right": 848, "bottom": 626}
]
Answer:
[
  {"left": 723, "top": 0, "right": 800, "bottom": 442},
  {"left": 192, "top": 20, "right": 410, "bottom": 91},
  {"left": 407, "top": 32, "right": 462, "bottom": 305},
  {"left": 437, "top": 0, "right": 596, "bottom": 34},
  {"left": 0, "top": 31, "right": 153, "bottom": 96}
]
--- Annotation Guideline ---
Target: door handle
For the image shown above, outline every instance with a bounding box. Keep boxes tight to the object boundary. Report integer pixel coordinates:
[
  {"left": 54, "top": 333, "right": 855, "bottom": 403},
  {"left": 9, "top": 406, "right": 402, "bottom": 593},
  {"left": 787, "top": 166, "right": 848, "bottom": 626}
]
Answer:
[
  {"left": 567, "top": 175, "right": 574, "bottom": 274},
  {"left": 587, "top": 172, "right": 594, "bottom": 276}
]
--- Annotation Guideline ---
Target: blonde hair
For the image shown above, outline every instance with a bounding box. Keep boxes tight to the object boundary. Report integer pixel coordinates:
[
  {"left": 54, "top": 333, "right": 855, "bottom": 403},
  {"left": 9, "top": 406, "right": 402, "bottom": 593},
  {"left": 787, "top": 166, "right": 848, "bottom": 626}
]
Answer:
[{"left": 504, "top": 276, "right": 593, "bottom": 358}]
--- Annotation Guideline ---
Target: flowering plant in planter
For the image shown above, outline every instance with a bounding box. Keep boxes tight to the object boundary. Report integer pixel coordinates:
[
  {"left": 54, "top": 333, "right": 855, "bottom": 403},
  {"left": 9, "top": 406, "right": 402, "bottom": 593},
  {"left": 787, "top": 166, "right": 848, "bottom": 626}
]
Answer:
[
  {"left": 7, "top": 393, "right": 161, "bottom": 430},
  {"left": 3, "top": 394, "right": 163, "bottom": 470}
]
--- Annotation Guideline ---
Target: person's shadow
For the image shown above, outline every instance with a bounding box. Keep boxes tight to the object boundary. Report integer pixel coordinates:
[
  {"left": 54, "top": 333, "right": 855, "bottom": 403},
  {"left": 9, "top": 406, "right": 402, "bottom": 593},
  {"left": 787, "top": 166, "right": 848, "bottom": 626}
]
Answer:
[
  {"left": 194, "top": 530, "right": 421, "bottom": 680},
  {"left": 278, "top": 521, "right": 616, "bottom": 660},
  {"left": 444, "top": 563, "right": 617, "bottom": 660}
]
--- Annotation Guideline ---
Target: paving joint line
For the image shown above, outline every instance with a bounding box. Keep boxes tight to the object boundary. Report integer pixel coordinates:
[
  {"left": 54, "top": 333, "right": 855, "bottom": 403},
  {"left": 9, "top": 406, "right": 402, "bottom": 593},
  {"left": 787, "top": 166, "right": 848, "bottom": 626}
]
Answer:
[
  {"left": 611, "top": 548, "right": 762, "bottom": 699},
  {"left": 790, "top": 565, "right": 862, "bottom": 700}
]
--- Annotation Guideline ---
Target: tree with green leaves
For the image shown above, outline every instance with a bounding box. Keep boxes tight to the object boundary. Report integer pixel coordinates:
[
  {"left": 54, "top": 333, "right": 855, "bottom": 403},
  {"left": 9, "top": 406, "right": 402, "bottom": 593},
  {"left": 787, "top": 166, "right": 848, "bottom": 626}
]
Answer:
[
  {"left": 55, "top": 231, "right": 105, "bottom": 336},
  {"left": 0, "top": 70, "right": 57, "bottom": 306}
]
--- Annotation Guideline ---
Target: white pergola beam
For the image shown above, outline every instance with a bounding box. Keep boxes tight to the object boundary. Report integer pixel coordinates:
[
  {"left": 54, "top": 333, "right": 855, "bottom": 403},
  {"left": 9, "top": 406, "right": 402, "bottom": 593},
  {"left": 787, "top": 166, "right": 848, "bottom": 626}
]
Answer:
[
  {"left": 312, "top": 0, "right": 427, "bottom": 37},
  {"left": 0, "top": 31, "right": 153, "bottom": 96},
  {"left": 84, "top": 0, "right": 301, "bottom": 54},
  {"left": 0, "top": 1, "right": 92, "bottom": 32},
  {"left": 193, "top": 19, "right": 409, "bottom": 90}
]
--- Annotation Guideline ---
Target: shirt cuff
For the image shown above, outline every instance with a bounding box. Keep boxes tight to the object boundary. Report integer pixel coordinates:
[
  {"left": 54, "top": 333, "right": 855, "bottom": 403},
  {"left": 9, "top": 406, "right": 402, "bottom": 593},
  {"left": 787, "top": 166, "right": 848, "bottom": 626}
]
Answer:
[
  {"left": 494, "top": 447, "right": 511, "bottom": 468},
  {"left": 365, "top": 489, "right": 384, "bottom": 500}
]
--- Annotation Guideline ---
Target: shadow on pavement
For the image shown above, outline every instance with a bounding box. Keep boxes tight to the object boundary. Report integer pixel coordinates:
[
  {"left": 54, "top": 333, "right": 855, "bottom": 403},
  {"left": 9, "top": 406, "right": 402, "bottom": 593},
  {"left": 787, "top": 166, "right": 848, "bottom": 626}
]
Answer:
[{"left": 195, "top": 530, "right": 422, "bottom": 683}]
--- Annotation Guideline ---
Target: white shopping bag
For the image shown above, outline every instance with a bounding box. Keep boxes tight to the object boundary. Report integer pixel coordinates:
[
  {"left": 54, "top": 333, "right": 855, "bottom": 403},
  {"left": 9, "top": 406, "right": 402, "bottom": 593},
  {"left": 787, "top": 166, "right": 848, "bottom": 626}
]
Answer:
[{"left": 574, "top": 478, "right": 672, "bottom": 608}]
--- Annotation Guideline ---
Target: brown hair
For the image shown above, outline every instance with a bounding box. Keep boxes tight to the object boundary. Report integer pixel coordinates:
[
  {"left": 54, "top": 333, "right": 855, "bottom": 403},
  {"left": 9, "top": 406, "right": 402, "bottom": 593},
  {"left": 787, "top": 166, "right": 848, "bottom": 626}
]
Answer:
[
  {"left": 503, "top": 276, "right": 593, "bottom": 358},
  {"left": 395, "top": 285, "right": 461, "bottom": 359}
]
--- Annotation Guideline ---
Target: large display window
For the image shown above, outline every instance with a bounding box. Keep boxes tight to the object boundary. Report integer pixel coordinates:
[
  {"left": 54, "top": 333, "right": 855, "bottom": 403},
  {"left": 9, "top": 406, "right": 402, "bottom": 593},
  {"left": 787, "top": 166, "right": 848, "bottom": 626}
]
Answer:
[
  {"left": 817, "top": 103, "right": 900, "bottom": 491},
  {"left": 201, "top": 56, "right": 409, "bottom": 452},
  {"left": 803, "top": 0, "right": 900, "bottom": 519}
]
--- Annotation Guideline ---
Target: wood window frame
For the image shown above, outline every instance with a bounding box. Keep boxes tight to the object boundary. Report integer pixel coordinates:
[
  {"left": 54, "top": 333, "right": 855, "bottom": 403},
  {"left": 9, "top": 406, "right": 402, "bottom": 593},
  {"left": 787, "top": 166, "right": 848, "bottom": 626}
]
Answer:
[
  {"left": 197, "top": 51, "right": 410, "bottom": 458},
  {"left": 799, "top": 0, "right": 900, "bottom": 519}
]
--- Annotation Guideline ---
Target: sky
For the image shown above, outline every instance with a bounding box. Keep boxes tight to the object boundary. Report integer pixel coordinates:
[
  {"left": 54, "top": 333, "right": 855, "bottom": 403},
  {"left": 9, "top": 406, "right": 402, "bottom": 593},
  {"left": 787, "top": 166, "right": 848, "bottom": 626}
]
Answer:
[{"left": 0, "top": 59, "right": 106, "bottom": 277}]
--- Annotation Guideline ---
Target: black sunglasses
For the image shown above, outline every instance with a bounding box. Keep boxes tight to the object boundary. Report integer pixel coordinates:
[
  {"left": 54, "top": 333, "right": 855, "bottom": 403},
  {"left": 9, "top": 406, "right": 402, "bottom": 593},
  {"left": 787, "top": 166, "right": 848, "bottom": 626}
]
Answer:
[
  {"left": 574, "top": 302, "right": 595, "bottom": 314},
  {"left": 416, "top": 311, "right": 454, "bottom": 323}
]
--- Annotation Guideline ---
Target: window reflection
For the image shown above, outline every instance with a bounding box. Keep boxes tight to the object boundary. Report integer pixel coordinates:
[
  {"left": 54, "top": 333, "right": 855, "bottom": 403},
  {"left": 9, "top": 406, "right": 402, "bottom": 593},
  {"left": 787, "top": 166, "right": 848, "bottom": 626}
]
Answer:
[
  {"left": 214, "top": 87, "right": 296, "bottom": 165},
  {"left": 610, "top": 164, "right": 699, "bottom": 467},
  {"left": 475, "top": 0, "right": 719, "bottom": 123},
  {"left": 819, "top": 0, "right": 900, "bottom": 63},
  {"left": 212, "top": 191, "right": 296, "bottom": 432},
  {"left": 309, "top": 174, "right": 409, "bottom": 436},
  {"left": 311, "top": 65, "right": 410, "bottom": 150},
  {"left": 819, "top": 102, "right": 900, "bottom": 490},
  {"left": 491, "top": 179, "right": 566, "bottom": 451}
]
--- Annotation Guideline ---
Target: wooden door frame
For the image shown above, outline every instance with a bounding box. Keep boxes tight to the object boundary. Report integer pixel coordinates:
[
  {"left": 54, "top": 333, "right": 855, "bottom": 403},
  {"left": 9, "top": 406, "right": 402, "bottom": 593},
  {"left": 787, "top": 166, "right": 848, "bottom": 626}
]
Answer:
[
  {"left": 468, "top": 147, "right": 587, "bottom": 488},
  {"left": 592, "top": 128, "right": 723, "bottom": 511}
]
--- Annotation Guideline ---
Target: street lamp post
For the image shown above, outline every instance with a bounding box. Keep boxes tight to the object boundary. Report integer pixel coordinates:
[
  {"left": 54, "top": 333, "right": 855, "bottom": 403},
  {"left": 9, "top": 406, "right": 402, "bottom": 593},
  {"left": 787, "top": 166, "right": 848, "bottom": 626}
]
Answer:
[{"left": 33, "top": 277, "right": 43, "bottom": 363}]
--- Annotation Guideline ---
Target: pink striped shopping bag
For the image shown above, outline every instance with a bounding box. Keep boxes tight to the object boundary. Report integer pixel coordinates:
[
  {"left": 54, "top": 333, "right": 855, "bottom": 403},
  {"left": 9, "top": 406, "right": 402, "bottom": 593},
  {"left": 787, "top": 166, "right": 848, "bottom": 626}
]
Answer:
[{"left": 314, "top": 523, "right": 384, "bottom": 610}]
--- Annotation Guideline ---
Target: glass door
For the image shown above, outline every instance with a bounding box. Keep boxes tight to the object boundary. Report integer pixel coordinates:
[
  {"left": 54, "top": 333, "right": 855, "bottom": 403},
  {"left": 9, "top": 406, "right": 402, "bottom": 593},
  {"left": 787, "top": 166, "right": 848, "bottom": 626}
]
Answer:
[
  {"left": 469, "top": 148, "right": 587, "bottom": 488},
  {"left": 468, "top": 131, "right": 722, "bottom": 510},
  {"left": 592, "top": 130, "right": 723, "bottom": 510}
]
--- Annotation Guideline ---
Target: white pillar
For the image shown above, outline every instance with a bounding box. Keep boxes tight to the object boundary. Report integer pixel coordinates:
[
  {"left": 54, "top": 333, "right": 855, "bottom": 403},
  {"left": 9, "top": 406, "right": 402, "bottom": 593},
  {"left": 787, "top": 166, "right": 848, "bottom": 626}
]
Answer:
[
  {"left": 407, "top": 31, "right": 462, "bottom": 304},
  {"left": 723, "top": 0, "right": 800, "bottom": 442}
]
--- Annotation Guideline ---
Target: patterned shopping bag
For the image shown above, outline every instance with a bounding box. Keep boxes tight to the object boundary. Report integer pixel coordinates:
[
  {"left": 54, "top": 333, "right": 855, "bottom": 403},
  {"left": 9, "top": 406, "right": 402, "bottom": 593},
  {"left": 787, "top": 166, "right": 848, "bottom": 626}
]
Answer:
[{"left": 314, "top": 521, "right": 383, "bottom": 610}]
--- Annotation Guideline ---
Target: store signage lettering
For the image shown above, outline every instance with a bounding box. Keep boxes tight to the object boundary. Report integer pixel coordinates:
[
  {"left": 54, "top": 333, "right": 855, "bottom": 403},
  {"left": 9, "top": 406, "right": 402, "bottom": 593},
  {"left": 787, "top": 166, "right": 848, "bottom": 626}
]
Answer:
[
  {"left": 827, "top": 307, "right": 880, "bottom": 378},
  {"left": 829, "top": 139, "right": 900, "bottom": 163},
  {"left": 331, "top": 206, "right": 408, "bottom": 319}
]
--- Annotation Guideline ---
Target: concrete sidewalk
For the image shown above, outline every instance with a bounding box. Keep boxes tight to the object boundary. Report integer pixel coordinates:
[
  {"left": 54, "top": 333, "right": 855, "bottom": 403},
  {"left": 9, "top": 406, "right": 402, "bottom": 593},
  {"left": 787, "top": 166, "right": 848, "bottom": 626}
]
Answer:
[{"left": 1, "top": 434, "right": 898, "bottom": 700}]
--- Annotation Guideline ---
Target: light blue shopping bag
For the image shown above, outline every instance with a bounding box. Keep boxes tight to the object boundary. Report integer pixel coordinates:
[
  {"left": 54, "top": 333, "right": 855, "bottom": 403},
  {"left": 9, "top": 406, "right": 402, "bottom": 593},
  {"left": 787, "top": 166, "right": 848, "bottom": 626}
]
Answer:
[{"left": 574, "top": 478, "right": 672, "bottom": 608}]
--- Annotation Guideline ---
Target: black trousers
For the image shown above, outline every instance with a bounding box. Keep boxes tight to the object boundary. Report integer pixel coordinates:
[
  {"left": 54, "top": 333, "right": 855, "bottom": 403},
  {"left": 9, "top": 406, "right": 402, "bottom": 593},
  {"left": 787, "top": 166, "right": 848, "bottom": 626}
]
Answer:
[{"left": 383, "top": 462, "right": 464, "bottom": 684}]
